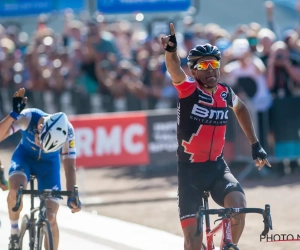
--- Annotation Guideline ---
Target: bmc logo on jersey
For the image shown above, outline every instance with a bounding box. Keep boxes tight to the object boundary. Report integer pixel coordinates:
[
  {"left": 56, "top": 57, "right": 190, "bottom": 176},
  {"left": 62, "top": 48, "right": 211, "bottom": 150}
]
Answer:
[{"left": 191, "top": 104, "right": 228, "bottom": 124}]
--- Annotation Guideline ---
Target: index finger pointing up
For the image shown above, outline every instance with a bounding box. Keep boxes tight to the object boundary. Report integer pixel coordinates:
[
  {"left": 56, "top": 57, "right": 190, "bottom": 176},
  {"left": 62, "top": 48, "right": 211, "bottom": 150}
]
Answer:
[{"left": 170, "top": 23, "right": 175, "bottom": 35}]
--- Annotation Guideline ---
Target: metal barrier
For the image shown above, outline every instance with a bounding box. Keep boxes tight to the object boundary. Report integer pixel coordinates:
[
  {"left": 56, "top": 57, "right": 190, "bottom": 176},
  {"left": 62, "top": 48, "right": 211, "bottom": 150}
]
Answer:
[
  {"left": 0, "top": 87, "right": 178, "bottom": 117},
  {"left": 1, "top": 87, "right": 300, "bottom": 179}
]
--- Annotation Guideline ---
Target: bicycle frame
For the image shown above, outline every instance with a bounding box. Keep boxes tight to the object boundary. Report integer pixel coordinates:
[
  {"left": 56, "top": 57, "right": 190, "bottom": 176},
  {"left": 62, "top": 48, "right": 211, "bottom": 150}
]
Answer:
[{"left": 202, "top": 193, "right": 233, "bottom": 250}]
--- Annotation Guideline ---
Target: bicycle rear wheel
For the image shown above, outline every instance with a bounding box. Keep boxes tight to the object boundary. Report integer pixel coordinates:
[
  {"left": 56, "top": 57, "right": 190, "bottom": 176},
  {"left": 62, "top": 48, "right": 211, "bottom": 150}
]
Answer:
[
  {"left": 19, "top": 214, "right": 35, "bottom": 250},
  {"left": 36, "top": 220, "right": 54, "bottom": 250}
]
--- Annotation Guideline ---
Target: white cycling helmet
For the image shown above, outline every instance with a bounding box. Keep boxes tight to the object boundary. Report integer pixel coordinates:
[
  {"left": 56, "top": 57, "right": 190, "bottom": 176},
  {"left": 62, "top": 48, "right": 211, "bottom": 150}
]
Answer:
[{"left": 39, "top": 112, "right": 69, "bottom": 153}]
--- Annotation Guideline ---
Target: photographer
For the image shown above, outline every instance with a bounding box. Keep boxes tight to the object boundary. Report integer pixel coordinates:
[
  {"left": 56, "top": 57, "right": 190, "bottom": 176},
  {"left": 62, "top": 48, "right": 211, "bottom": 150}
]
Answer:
[{"left": 267, "top": 41, "right": 300, "bottom": 98}]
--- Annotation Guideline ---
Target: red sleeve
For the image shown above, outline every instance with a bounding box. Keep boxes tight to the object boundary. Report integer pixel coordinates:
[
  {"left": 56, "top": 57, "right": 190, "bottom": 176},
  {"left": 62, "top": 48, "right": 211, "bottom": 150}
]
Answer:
[{"left": 173, "top": 76, "right": 197, "bottom": 98}]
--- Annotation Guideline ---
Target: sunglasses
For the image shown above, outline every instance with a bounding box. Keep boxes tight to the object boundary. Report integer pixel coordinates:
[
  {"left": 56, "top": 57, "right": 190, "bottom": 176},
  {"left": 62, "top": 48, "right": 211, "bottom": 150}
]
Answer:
[{"left": 194, "top": 60, "right": 221, "bottom": 70}]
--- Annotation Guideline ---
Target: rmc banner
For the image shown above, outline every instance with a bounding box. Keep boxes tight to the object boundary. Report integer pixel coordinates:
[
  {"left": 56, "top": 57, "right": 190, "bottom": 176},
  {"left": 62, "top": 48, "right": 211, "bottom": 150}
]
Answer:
[
  {"left": 68, "top": 111, "right": 150, "bottom": 168},
  {"left": 69, "top": 110, "right": 179, "bottom": 169}
]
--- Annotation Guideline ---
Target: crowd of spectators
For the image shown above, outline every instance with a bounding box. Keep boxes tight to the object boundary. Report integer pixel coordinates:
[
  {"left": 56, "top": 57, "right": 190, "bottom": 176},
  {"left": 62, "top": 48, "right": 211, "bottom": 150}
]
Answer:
[{"left": 0, "top": 1, "right": 300, "bottom": 155}]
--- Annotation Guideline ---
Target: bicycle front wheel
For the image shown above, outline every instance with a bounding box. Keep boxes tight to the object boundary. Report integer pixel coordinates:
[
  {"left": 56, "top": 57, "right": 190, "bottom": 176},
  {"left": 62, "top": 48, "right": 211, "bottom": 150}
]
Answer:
[
  {"left": 19, "top": 214, "right": 35, "bottom": 250},
  {"left": 36, "top": 220, "right": 54, "bottom": 250}
]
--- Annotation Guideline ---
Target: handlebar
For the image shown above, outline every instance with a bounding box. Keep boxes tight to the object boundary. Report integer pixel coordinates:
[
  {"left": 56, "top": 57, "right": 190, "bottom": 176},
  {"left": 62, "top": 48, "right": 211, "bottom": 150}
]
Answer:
[
  {"left": 12, "top": 185, "right": 80, "bottom": 212},
  {"left": 194, "top": 204, "right": 273, "bottom": 237}
]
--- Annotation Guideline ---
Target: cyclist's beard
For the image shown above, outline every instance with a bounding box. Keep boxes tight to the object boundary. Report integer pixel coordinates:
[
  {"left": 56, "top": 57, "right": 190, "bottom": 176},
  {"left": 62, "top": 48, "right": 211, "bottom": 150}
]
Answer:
[{"left": 195, "top": 76, "right": 217, "bottom": 89}]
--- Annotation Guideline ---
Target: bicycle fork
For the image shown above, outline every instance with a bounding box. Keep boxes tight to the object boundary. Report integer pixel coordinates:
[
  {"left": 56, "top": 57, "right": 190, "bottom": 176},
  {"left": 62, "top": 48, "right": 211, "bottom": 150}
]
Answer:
[{"left": 220, "top": 218, "right": 233, "bottom": 250}]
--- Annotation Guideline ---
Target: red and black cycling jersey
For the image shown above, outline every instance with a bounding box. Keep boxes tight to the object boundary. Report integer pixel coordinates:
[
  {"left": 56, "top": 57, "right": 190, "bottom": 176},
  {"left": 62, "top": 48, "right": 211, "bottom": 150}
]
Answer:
[{"left": 174, "top": 75, "right": 238, "bottom": 163}]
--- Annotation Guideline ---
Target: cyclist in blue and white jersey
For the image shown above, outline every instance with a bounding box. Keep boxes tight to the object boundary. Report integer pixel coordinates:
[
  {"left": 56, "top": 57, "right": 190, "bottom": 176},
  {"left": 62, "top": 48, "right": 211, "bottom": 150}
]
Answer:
[{"left": 0, "top": 88, "right": 82, "bottom": 250}]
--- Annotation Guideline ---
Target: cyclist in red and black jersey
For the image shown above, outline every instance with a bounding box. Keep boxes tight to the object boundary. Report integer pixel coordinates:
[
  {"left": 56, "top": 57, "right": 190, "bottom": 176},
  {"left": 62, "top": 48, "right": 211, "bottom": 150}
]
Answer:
[{"left": 161, "top": 23, "right": 271, "bottom": 250}]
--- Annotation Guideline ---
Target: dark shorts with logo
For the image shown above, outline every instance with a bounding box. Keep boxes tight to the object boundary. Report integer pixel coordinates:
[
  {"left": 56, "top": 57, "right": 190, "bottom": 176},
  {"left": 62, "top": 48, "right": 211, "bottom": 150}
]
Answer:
[{"left": 177, "top": 159, "right": 245, "bottom": 228}]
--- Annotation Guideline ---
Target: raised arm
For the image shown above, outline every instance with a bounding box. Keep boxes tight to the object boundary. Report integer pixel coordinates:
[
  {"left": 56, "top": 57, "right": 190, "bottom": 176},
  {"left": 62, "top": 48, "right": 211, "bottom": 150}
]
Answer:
[
  {"left": 0, "top": 88, "right": 27, "bottom": 142},
  {"left": 161, "top": 23, "right": 186, "bottom": 84}
]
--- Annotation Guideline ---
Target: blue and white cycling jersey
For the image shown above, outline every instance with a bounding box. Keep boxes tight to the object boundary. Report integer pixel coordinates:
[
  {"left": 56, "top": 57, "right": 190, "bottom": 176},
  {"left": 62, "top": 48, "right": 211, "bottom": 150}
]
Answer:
[
  {"left": 8, "top": 108, "right": 76, "bottom": 192},
  {"left": 9, "top": 108, "right": 76, "bottom": 161}
]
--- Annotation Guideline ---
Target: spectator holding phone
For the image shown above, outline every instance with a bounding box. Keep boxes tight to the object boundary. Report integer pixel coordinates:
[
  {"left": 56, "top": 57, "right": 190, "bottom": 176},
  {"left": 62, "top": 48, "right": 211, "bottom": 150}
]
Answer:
[{"left": 267, "top": 41, "right": 300, "bottom": 98}]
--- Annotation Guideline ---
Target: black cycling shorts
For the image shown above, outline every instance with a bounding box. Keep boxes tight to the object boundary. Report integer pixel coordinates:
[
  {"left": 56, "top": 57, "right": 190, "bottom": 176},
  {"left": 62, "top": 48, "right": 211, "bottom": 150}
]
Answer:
[{"left": 177, "top": 159, "right": 245, "bottom": 228}]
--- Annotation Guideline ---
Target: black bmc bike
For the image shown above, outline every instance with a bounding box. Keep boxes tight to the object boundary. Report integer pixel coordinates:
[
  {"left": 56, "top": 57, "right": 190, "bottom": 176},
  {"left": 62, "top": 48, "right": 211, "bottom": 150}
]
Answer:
[{"left": 12, "top": 175, "right": 79, "bottom": 250}]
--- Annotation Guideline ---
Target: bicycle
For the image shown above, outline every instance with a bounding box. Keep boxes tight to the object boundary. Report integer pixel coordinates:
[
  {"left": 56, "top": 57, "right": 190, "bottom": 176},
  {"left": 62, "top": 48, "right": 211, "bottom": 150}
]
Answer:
[
  {"left": 194, "top": 192, "right": 273, "bottom": 250},
  {"left": 12, "top": 175, "right": 80, "bottom": 250}
]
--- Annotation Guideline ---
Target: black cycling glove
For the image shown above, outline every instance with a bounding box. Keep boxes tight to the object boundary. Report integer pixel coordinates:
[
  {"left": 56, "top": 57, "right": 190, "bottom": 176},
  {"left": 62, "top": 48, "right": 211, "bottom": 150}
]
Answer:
[
  {"left": 10, "top": 96, "right": 26, "bottom": 120},
  {"left": 165, "top": 34, "right": 177, "bottom": 53},
  {"left": 13, "top": 96, "right": 26, "bottom": 114},
  {"left": 251, "top": 141, "right": 267, "bottom": 160}
]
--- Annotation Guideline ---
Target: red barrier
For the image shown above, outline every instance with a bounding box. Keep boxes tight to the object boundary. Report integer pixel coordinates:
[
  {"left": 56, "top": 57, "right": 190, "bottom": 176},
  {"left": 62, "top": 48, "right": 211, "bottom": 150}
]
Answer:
[{"left": 69, "top": 112, "right": 149, "bottom": 168}]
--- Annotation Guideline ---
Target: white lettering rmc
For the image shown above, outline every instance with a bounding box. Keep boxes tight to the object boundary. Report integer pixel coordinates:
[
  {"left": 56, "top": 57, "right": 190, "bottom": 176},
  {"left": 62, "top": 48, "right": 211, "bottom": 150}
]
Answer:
[
  {"left": 96, "top": 126, "right": 122, "bottom": 156},
  {"left": 75, "top": 123, "right": 145, "bottom": 157},
  {"left": 123, "top": 124, "right": 145, "bottom": 154}
]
